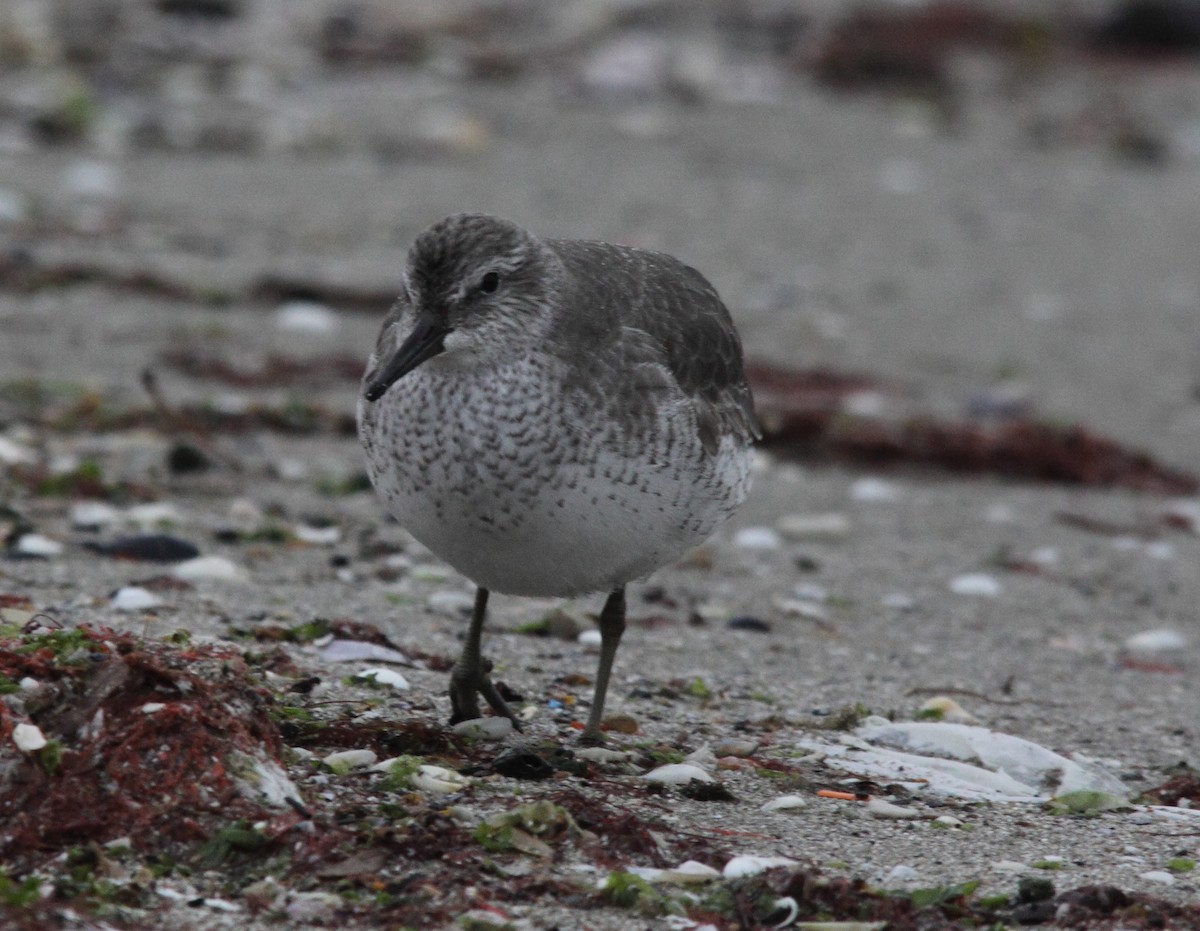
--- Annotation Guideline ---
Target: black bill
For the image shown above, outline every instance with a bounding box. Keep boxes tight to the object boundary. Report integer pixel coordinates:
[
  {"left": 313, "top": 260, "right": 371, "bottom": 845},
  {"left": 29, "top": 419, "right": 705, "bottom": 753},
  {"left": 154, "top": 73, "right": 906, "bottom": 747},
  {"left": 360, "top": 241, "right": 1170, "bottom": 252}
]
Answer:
[{"left": 363, "top": 314, "right": 450, "bottom": 402}]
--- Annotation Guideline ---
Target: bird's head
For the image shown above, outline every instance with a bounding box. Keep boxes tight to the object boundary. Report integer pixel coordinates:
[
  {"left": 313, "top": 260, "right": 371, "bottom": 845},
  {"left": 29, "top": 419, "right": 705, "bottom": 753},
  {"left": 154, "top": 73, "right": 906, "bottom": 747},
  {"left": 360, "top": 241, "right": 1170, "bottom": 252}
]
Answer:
[{"left": 363, "top": 214, "right": 560, "bottom": 402}]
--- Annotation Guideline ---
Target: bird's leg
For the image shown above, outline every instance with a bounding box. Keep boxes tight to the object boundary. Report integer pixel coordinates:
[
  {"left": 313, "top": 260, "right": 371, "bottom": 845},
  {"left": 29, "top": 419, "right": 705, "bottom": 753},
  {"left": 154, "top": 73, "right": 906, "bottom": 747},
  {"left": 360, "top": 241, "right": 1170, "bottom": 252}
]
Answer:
[
  {"left": 579, "top": 587, "right": 626, "bottom": 745},
  {"left": 448, "top": 587, "right": 520, "bottom": 727}
]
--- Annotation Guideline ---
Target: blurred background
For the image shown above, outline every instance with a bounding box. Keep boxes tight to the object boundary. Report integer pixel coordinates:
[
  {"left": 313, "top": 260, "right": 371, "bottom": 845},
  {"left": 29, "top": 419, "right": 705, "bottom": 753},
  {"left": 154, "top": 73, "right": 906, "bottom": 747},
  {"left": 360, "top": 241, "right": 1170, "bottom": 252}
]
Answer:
[{"left": 2, "top": 0, "right": 1200, "bottom": 469}]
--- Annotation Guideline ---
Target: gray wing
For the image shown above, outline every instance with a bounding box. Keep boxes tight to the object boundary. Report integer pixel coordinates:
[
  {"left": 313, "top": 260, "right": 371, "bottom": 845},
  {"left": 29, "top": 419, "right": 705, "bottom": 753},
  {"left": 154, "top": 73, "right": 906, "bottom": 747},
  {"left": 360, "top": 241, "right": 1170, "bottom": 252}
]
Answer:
[{"left": 548, "top": 239, "right": 760, "bottom": 453}]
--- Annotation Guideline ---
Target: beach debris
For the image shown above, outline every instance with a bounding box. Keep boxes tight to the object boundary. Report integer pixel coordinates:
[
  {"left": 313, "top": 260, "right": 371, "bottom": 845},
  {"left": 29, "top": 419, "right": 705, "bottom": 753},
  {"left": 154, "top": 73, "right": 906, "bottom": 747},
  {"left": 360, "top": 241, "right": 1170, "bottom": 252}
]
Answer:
[{"left": 798, "top": 720, "right": 1129, "bottom": 802}]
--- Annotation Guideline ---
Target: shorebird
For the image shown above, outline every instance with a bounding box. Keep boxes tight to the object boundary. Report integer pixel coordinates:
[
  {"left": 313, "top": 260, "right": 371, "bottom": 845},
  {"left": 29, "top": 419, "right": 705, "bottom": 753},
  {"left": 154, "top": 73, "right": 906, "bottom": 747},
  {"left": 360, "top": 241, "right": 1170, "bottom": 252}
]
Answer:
[{"left": 358, "top": 214, "right": 758, "bottom": 743}]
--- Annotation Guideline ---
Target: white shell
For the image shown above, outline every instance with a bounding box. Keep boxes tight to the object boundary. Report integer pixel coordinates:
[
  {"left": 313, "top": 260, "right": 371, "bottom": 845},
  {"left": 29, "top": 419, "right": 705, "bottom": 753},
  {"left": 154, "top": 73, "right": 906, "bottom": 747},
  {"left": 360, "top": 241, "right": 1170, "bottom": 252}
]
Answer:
[
  {"left": 13, "top": 723, "right": 47, "bottom": 752},
  {"left": 644, "top": 763, "right": 714, "bottom": 785}
]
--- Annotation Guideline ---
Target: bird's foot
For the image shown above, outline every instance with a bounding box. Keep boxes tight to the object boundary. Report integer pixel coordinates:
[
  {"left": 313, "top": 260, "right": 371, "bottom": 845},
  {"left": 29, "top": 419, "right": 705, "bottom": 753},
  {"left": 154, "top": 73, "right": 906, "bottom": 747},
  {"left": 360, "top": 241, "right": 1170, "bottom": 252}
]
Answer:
[{"left": 448, "top": 657, "right": 521, "bottom": 729}]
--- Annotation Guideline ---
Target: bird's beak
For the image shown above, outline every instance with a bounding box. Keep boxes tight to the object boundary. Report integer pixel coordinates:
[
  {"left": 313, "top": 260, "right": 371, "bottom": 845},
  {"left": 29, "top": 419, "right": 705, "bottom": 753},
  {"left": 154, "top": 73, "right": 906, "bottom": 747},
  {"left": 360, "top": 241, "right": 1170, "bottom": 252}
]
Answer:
[{"left": 363, "top": 313, "right": 450, "bottom": 402}]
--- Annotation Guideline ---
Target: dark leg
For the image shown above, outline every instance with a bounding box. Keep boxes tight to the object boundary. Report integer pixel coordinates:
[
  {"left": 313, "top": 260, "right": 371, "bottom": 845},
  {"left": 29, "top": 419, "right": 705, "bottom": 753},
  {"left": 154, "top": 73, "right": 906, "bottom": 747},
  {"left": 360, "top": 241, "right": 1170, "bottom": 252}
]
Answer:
[
  {"left": 580, "top": 587, "right": 626, "bottom": 745},
  {"left": 448, "top": 587, "right": 520, "bottom": 727}
]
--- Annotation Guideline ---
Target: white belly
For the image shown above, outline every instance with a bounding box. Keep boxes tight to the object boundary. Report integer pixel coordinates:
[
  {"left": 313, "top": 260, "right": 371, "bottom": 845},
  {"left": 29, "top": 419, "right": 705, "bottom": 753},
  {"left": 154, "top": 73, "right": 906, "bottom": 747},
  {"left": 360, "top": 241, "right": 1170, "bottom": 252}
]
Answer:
[{"left": 358, "top": 357, "right": 752, "bottom": 597}]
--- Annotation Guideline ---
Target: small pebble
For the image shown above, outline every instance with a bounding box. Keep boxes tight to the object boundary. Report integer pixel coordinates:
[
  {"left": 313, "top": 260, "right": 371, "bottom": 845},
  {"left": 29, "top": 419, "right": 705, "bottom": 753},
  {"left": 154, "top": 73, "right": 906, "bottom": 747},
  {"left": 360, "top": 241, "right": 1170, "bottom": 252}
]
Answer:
[
  {"left": 452, "top": 717, "right": 513, "bottom": 740},
  {"left": 323, "top": 749, "right": 377, "bottom": 772},
  {"left": 919, "top": 696, "right": 979, "bottom": 725},
  {"left": 427, "top": 590, "right": 475, "bottom": 615},
  {"left": 295, "top": 524, "right": 341, "bottom": 546},
  {"left": 111, "top": 587, "right": 164, "bottom": 612},
  {"left": 1124, "top": 629, "right": 1188, "bottom": 653},
  {"left": 644, "top": 763, "right": 714, "bottom": 786},
  {"left": 576, "top": 747, "right": 634, "bottom": 764},
  {"left": 173, "top": 556, "right": 246, "bottom": 582},
  {"left": 761, "top": 795, "right": 808, "bottom": 813},
  {"left": 772, "top": 597, "right": 829, "bottom": 622},
  {"left": 70, "top": 501, "right": 120, "bottom": 529},
  {"left": 867, "top": 798, "right": 920, "bottom": 819},
  {"left": 733, "top": 526, "right": 782, "bottom": 550},
  {"left": 274, "top": 301, "right": 337, "bottom": 334},
  {"left": 683, "top": 746, "right": 718, "bottom": 771},
  {"left": 15, "top": 534, "right": 63, "bottom": 557},
  {"left": 775, "top": 512, "right": 851, "bottom": 540},
  {"left": 932, "top": 815, "right": 964, "bottom": 828},
  {"left": 949, "top": 573, "right": 1002, "bottom": 597},
  {"left": 1139, "top": 870, "right": 1176, "bottom": 885},
  {"left": 851, "top": 477, "right": 901, "bottom": 502},
  {"left": 602, "top": 713, "right": 639, "bottom": 734},
  {"left": 726, "top": 616, "right": 770, "bottom": 633},
  {"left": 884, "top": 864, "right": 920, "bottom": 885},
  {"left": 577, "top": 628, "right": 602, "bottom": 646},
  {"left": 881, "top": 592, "right": 916, "bottom": 610},
  {"left": 92, "top": 534, "right": 199, "bottom": 562},
  {"left": 355, "top": 668, "right": 410, "bottom": 690},
  {"left": 13, "top": 723, "right": 47, "bottom": 752},
  {"left": 141, "top": 703, "right": 166, "bottom": 713},
  {"left": 712, "top": 738, "right": 759, "bottom": 757},
  {"left": 722, "top": 855, "right": 798, "bottom": 879}
]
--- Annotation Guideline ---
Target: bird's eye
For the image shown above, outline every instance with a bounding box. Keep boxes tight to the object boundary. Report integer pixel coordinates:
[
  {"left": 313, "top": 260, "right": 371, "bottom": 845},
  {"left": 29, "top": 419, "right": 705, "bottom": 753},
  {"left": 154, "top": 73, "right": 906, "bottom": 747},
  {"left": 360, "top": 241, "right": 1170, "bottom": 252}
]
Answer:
[{"left": 479, "top": 271, "right": 500, "bottom": 294}]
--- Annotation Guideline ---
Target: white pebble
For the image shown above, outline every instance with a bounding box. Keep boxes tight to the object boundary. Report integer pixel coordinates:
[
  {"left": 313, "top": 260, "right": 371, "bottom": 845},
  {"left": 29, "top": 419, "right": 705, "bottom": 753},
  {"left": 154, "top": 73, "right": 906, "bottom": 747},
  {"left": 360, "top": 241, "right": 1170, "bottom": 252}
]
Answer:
[
  {"left": 355, "top": 668, "right": 410, "bottom": 690},
  {"left": 16, "top": 534, "right": 63, "bottom": 557},
  {"left": 19, "top": 678, "right": 38, "bottom": 691},
  {"left": 884, "top": 864, "right": 920, "bottom": 885},
  {"left": 110, "top": 587, "right": 164, "bottom": 612},
  {"left": 722, "top": 855, "right": 798, "bottom": 879},
  {"left": 64, "top": 159, "right": 118, "bottom": 198},
  {"left": 932, "top": 815, "right": 963, "bottom": 828},
  {"left": 274, "top": 459, "right": 309, "bottom": 481},
  {"left": 294, "top": 524, "right": 341, "bottom": 545},
  {"left": 173, "top": 556, "right": 246, "bottom": 582},
  {"left": 1140, "top": 870, "right": 1176, "bottom": 885},
  {"left": 427, "top": 590, "right": 475, "bottom": 615},
  {"left": 733, "top": 526, "right": 783, "bottom": 550},
  {"left": 322, "top": 749, "right": 377, "bottom": 771},
  {"left": 1125, "top": 629, "right": 1188, "bottom": 653},
  {"left": 867, "top": 798, "right": 920, "bottom": 819},
  {"left": 451, "top": 717, "right": 513, "bottom": 740},
  {"left": 13, "top": 723, "right": 47, "bottom": 753},
  {"left": 644, "top": 763, "right": 714, "bottom": 786},
  {"left": 850, "top": 477, "right": 901, "bottom": 503},
  {"left": 775, "top": 512, "right": 851, "bottom": 540},
  {"left": 71, "top": 501, "right": 120, "bottom": 529},
  {"left": 141, "top": 703, "right": 166, "bottom": 713},
  {"left": 577, "top": 629, "right": 602, "bottom": 646},
  {"left": 0, "top": 436, "right": 36, "bottom": 465},
  {"left": 1144, "top": 541, "right": 1175, "bottom": 560},
  {"left": 411, "top": 764, "right": 472, "bottom": 793},
  {"left": 948, "top": 573, "right": 1001, "bottom": 597},
  {"left": 992, "top": 860, "right": 1029, "bottom": 873},
  {"left": 761, "top": 795, "right": 808, "bottom": 813},
  {"left": 881, "top": 592, "right": 916, "bottom": 610},
  {"left": 984, "top": 503, "right": 1015, "bottom": 523},
  {"left": 274, "top": 301, "right": 337, "bottom": 334},
  {"left": 1029, "top": 546, "right": 1060, "bottom": 566}
]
